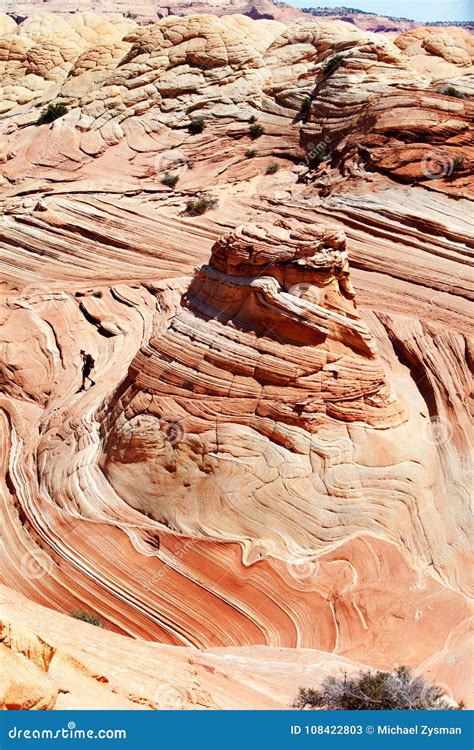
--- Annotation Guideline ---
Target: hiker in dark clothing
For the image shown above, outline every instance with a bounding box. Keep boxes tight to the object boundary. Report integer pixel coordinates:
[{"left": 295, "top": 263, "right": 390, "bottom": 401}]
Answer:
[{"left": 78, "top": 350, "right": 95, "bottom": 391}]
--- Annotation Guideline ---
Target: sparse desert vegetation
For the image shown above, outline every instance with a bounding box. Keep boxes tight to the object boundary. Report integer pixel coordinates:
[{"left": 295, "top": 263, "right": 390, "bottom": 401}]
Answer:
[
  {"left": 184, "top": 196, "right": 217, "bottom": 215},
  {"left": 294, "top": 667, "right": 464, "bottom": 711},
  {"left": 188, "top": 117, "right": 206, "bottom": 134},
  {"left": 162, "top": 173, "right": 180, "bottom": 188},
  {"left": 70, "top": 609, "right": 104, "bottom": 627},
  {"left": 36, "top": 103, "right": 68, "bottom": 125},
  {"left": 249, "top": 123, "right": 265, "bottom": 139}
]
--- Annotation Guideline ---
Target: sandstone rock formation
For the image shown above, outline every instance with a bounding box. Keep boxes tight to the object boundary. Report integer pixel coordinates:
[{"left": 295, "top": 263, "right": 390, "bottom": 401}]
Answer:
[
  {"left": 0, "top": 9, "right": 472, "bottom": 710},
  {"left": 102, "top": 220, "right": 407, "bottom": 553},
  {"left": 1, "top": 584, "right": 384, "bottom": 709},
  {"left": 0, "top": 0, "right": 308, "bottom": 26},
  {"left": 2, "top": 1, "right": 471, "bottom": 33}
]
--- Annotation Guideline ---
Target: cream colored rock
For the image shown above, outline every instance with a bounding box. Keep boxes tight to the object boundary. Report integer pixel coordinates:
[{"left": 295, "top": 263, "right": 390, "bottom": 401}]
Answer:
[
  {"left": 0, "top": 14, "right": 16, "bottom": 38},
  {"left": 395, "top": 27, "right": 474, "bottom": 66},
  {"left": 0, "top": 584, "right": 381, "bottom": 710},
  {"left": 0, "top": 644, "right": 58, "bottom": 710}
]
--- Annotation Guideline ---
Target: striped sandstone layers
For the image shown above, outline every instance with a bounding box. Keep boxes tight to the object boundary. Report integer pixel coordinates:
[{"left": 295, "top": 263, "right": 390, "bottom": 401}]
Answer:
[
  {"left": 102, "top": 220, "right": 408, "bottom": 560},
  {"left": 0, "top": 11, "right": 472, "bottom": 709}
]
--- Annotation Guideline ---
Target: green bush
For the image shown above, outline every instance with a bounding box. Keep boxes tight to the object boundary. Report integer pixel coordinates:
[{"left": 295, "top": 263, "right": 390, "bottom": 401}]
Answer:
[
  {"left": 36, "top": 103, "right": 68, "bottom": 125},
  {"left": 162, "top": 172, "right": 180, "bottom": 188},
  {"left": 294, "top": 666, "right": 463, "bottom": 710},
  {"left": 324, "top": 53, "right": 346, "bottom": 77},
  {"left": 249, "top": 114, "right": 257, "bottom": 123},
  {"left": 246, "top": 148, "right": 256, "bottom": 158},
  {"left": 249, "top": 123, "right": 264, "bottom": 139},
  {"left": 442, "top": 86, "right": 465, "bottom": 99},
  {"left": 266, "top": 163, "right": 278, "bottom": 174},
  {"left": 188, "top": 117, "right": 205, "bottom": 134},
  {"left": 300, "top": 96, "right": 312, "bottom": 118},
  {"left": 184, "top": 196, "right": 217, "bottom": 216},
  {"left": 452, "top": 155, "right": 465, "bottom": 172},
  {"left": 71, "top": 609, "right": 104, "bottom": 627}
]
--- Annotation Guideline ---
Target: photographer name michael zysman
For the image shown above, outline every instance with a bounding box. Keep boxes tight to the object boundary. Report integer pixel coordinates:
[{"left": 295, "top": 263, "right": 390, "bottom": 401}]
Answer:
[{"left": 379, "top": 726, "right": 461, "bottom": 736}]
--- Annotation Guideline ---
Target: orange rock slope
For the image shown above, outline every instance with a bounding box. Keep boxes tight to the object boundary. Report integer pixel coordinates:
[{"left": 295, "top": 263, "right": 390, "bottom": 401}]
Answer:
[
  {"left": 0, "top": 11, "right": 472, "bottom": 709},
  {"left": 2, "top": 584, "right": 385, "bottom": 710}
]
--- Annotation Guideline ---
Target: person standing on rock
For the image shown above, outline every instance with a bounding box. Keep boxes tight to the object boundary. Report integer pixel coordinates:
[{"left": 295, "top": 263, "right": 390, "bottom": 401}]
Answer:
[{"left": 78, "top": 350, "right": 95, "bottom": 392}]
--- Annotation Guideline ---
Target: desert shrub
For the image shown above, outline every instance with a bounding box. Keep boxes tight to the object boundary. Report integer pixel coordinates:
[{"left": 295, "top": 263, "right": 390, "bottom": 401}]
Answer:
[
  {"left": 184, "top": 196, "right": 217, "bottom": 216},
  {"left": 452, "top": 155, "right": 465, "bottom": 172},
  {"left": 249, "top": 114, "right": 257, "bottom": 123},
  {"left": 300, "top": 96, "right": 312, "bottom": 118},
  {"left": 442, "top": 86, "right": 465, "bottom": 99},
  {"left": 266, "top": 163, "right": 278, "bottom": 174},
  {"left": 324, "top": 53, "right": 345, "bottom": 76},
  {"left": 36, "top": 103, "right": 68, "bottom": 125},
  {"left": 246, "top": 148, "right": 256, "bottom": 158},
  {"left": 294, "top": 666, "right": 463, "bottom": 711},
  {"left": 162, "top": 172, "right": 180, "bottom": 188},
  {"left": 188, "top": 117, "right": 205, "bottom": 134},
  {"left": 71, "top": 609, "right": 104, "bottom": 627},
  {"left": 249, "top": 123, "right": 264, "bottom": 139}
]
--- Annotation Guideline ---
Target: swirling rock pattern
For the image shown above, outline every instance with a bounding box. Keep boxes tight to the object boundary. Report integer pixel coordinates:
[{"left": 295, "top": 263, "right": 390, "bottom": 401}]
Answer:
[
  {"left": 0, "top": 9, "right": 472, "bottom": 709},
  {"left": 1, "top": 584, "right": 382, "bottom": 709},
  {"left": 103, "top": 221, "right": 407, "bottom": 554}
]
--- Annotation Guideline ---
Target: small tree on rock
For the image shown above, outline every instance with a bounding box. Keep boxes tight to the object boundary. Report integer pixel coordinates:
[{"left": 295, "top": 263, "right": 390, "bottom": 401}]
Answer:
[{"left": 324, "top": 53, "right": 346, "bottom": 77}]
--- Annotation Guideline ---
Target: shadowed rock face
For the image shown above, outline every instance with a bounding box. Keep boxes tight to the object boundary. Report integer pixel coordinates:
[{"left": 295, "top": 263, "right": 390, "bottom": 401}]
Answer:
[{"left": 0, "top": 9, "right": 472, "bottom": 710}]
